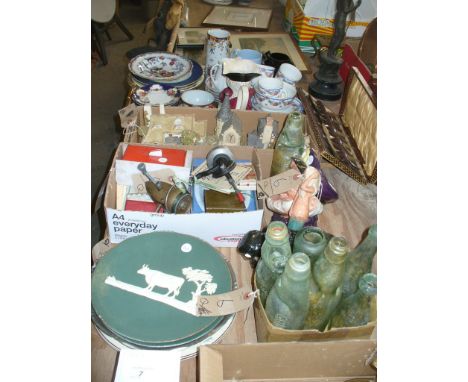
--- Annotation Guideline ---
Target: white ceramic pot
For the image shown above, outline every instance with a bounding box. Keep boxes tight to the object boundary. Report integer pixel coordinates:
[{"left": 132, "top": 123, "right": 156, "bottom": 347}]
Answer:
[{"left": 205, "top": 29, "right": 231, "bottom": 75}]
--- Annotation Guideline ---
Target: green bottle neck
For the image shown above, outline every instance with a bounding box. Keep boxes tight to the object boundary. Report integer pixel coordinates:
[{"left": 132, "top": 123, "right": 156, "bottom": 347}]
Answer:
[
  {"left": 348, "top": 225, "right": 377, "bottom": 262},
  {"left": 324, "top": 237, "right": 348, "bottom": 265}
]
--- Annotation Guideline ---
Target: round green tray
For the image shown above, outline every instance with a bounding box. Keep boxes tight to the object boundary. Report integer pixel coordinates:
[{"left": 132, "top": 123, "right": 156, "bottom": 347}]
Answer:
[{"left": 92, "top": 232, "right": 234, "bottom": 346}]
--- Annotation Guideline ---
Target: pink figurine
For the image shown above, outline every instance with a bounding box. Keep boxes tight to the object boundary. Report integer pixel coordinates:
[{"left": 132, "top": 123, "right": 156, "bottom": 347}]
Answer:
[{"left": 266, "top": 166, "right": 323, "bottom": 231}]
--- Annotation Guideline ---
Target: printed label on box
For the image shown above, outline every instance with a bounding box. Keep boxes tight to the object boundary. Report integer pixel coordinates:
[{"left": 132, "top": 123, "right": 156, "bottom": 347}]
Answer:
[{"left": 106, "top": 208, "right": 263, "bottom": 247}]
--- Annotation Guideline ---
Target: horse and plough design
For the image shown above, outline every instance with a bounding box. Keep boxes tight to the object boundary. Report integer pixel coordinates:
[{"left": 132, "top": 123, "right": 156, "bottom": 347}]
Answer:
[{"left": 105, "top": 264, "right": 218, "bottom": 315}]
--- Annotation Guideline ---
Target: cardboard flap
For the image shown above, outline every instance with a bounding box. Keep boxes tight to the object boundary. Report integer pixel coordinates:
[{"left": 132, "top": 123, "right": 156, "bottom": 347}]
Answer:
[
  {"left": 340, "top": 67, "right": 377, "bottom": 180},
  {"left": 202, "top": 341, "right": 377, "bottom": 380},
  {"left": 199, "top": 347, "right": 224, "bottom": 382}
]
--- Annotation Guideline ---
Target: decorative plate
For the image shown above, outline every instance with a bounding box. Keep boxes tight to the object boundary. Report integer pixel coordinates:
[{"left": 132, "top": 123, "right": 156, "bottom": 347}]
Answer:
[
  {"left": 130, "top": 60, "right": 203, "bottom": 89},
  {"left": 131, "top": 84, "right": 180, "bottom": 106},
  {"left": 129, "top": 52, "right": 193, "bottom": 83},
  {"left": 92, "top": 232, "right": 234, "bottom": 346}
]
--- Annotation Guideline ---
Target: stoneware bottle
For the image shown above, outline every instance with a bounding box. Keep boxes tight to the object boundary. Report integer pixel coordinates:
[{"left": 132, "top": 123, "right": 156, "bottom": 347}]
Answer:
[
  {"left": 331, "top": 273, "right": 377, "bottom": 328},
  {"left": 255, "top": 221, "right": 291, "bottom": 306},
  {"left": 270, "top": 112, "right": 305, "bottom": 176},
  {"left": 341, "top": 224, "right": 377, "bottom": 299},
  {"left": 292, "top": 227, "right": 329, "bottom": 266},
  {"left": 265, "top": 253, "right": 311, "bottom": 330}
]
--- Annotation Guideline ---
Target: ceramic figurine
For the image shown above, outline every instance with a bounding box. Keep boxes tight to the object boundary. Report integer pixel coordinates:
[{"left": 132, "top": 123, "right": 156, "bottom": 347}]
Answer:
[
  {"left": 216, "top": 96, "right": 243, "bottom": 145},
  {"left": 248, "top": 115, "right": 279, "bottom": 149},
  {"left": 266, "top": 166, "right": 323, "bottom": 230}
]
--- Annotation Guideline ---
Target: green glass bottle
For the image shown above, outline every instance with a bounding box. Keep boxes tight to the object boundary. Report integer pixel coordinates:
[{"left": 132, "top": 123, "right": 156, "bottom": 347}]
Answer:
[
  {"left": 293, "top": 227, "right": 329, "bottom": 266},
  {"left": 304, "top": 236, "right": 348, "bottom": 331},
  {"left": 330, "top": 273, "right": 377, "bottom": 328},
  {"left": 265, "top": 253, "right": 311, "bottom": 330},
  {"left": 313, "top": 236, "right": 348, "bottom": 294},
  {"left": 255, "top": 221, "right": 292, "bottom": 306},
  {"left": 270, "top": 112, "right": 305, "bottom": 176},
  {"left": 342, "top": 225, "right": 377, "bottom": 299}
]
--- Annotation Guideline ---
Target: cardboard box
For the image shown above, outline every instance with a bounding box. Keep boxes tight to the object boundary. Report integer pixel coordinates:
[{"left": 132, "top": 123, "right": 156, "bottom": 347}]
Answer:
[
  {"left": 284, "top": 0, "right": 376, "bottom": 47},
  {"left": 253, "top": 275, "right": 376, "bottom": 343},
  {"left": 122, "top": 106, "right": 295, "bottom": 146},
  {"left": 104, "top": 142, "right": 279, "bottom": 247},
  {"left": 200, "top": 340, "right": 377, "bottom": 381}
]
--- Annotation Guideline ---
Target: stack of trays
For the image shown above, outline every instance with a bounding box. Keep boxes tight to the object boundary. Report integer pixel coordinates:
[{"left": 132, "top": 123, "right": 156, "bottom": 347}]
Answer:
[
  {"left": 128, "top": 52, "right": 204, "bottom": 95},
  {"left": 91, "top": 232, "right": 236, "bottom": 359}
]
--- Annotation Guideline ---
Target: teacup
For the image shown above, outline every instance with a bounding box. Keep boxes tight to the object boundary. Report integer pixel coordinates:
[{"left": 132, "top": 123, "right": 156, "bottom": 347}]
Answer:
[
  {"left": 257, "top": 64, "right": 275, "bottom": 78},
  {"left": 258, "top": 77, "right": 283, "bottom": 97},
  {"left": 231, "top": 49, "right": 263, "bottom": 64},
  {"left": 254, "top": 82, "right": 297, "bottom": 110},
  {"left": 275, "top": 63, "right": 302, "bottom": 86},
  {"left": 181, "top": 90, "right": 215, "bottom": 107}
]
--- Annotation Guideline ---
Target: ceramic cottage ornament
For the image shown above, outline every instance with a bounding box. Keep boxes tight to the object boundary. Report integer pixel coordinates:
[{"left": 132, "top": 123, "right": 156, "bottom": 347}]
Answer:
[
  {"left": 247, "top": 115, "right": 279, "bottom": 149},
  {"left": 216, "top": 96, "right": 243, "bottom": 146}
]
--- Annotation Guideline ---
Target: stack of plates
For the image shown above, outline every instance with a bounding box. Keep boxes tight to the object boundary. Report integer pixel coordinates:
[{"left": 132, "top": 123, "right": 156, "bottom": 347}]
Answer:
[
  {"left": 128, "top": 52, "right": 204, "bottom": 94},
  {"left": 91, "top": 232, "right": 236, "bottom": 359}
]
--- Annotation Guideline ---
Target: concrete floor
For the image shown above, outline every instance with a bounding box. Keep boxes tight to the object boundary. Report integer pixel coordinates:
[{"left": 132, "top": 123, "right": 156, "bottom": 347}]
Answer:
[
  {"left": 91, "top": 1, "right": 155, "bottom": 247},
  {"left": 91, "top": 0, "right": 296, "bottom": 247}
]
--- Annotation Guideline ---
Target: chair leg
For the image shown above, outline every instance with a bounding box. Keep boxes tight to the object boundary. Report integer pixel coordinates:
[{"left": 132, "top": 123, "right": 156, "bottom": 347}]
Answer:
[
  {"left": 105, "top": 29, "right": 112, "bottom": 41},
  {"left": 92, "top": 21, "right": 108, "bottom": 66},
  {"left": 114, "top": 15, "right": 133, "bottom": 41}
]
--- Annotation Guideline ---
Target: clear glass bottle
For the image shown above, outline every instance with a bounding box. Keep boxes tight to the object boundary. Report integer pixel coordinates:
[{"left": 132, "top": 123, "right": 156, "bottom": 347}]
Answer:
[
  {"left": 303, "top": 236, "right": 348, "bottom": 331},
  {"left": 342, "top": 224, "right": 377, "bottom": 299},
  {"left": 330, "top": 273, "right": 377, "bottom": 328},
  {"left": 270, "top": 112, "right": 305, "bottom": 176},
  {"left": 293, "top": 227, "right": 329, "bottom": 266},
  {"left": 265, "top": 253, "right": 311, "bottom": 330},
  {"left": 255, "top": 221, "right": 292, "bottom": 306}
]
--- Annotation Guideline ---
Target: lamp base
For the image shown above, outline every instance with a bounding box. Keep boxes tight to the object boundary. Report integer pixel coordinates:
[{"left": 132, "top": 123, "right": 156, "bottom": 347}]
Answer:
[{"left": 308, "top": 52, "right": 344, "bottom": 101}]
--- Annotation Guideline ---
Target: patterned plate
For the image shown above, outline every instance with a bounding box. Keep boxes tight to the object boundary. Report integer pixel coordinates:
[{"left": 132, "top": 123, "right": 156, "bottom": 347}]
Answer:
[
  {"left": 129, "top": 52, "right": 193, "bottom": 83},
  {"left": 92, "top": 232, "right": 234, "bottom": 346},
  {"left": 130, "top": 60, "right": 203, "bottom": 90},
  {"left": 131, "top": 84, "right": 180, "bottom": 106}
]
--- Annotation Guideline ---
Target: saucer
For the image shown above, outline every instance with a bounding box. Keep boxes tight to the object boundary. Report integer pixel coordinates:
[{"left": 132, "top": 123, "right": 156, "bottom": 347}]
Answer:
[{"left": 252, "top": 95, "right": 303, "bottom": 114}]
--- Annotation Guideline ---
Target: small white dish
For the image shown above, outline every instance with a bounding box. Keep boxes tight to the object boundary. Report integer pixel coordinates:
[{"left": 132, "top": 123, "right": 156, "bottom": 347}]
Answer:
[{"left": 181, "top": 90, "right": 215, "bottom": 107}]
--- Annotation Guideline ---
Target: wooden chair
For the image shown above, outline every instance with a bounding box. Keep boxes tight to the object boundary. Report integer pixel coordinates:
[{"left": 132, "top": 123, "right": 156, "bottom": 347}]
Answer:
[{"left": 91, "top": 0, "right": 133, "bottom": 65}]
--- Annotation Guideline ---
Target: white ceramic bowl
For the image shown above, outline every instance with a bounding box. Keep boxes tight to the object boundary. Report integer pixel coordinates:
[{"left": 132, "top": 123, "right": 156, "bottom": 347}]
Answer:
[{"left": 181, "top": 90, "right": 215, "bottom": 107}]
